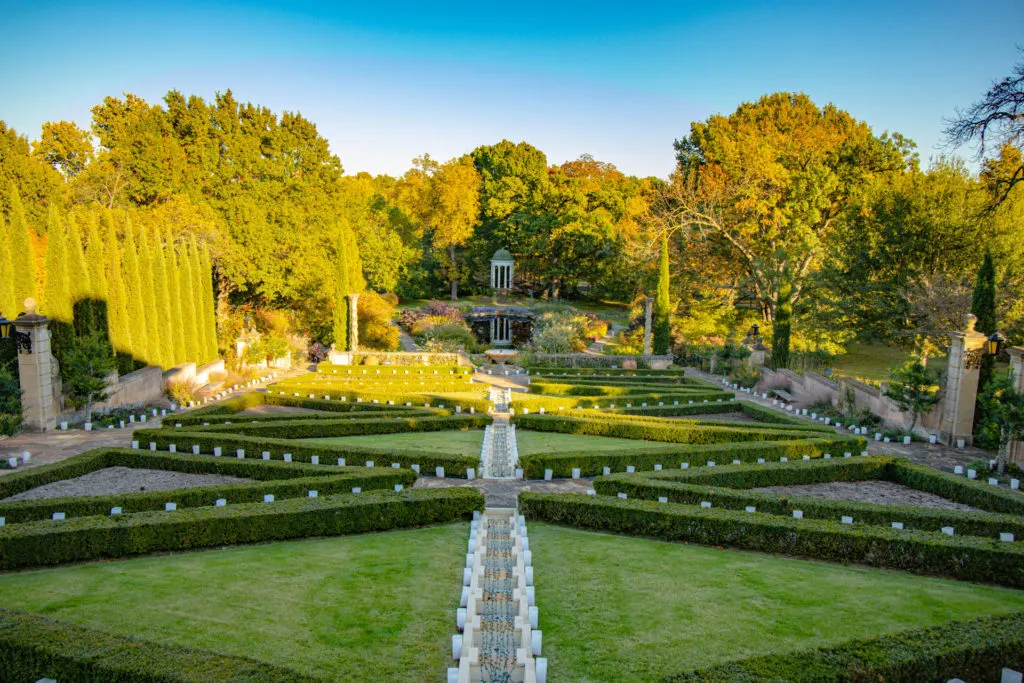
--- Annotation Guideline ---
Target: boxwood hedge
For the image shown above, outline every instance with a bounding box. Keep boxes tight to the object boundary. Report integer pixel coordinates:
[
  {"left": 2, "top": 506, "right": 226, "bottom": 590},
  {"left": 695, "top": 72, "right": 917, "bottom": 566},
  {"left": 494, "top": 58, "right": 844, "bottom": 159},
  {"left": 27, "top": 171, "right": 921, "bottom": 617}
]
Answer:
[
  {"left": 0, "top": 608, "right": 314, "bottom": 683},
  {"left": 518, "top": 493, "right": 1024, "bottom": 587},
  {"left": 163, "top": 413, "right": 491, "bottom": 439},
  {"left": 668, "top": 611, "right": 1024, "bottom": 682},
  {"left": 0, "top": 487, "right": 484, "bottom": 570}
]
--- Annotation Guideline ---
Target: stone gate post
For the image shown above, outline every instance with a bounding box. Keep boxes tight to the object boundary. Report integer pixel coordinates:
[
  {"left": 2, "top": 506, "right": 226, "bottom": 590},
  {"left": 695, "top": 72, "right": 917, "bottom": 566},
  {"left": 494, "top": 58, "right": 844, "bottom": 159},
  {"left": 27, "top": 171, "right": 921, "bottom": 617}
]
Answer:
[
  {"left": 13, "top": 299, "right": 57, "bottom": 432},
  {"left": 939, "top": 314, "right": 988, "bottom": 447},
  {"left": 1008, "top": 347, "right": 1024, "bottom": 464},
  {"left": 642, "top": 297, "right": 653, "bottom": 356}
]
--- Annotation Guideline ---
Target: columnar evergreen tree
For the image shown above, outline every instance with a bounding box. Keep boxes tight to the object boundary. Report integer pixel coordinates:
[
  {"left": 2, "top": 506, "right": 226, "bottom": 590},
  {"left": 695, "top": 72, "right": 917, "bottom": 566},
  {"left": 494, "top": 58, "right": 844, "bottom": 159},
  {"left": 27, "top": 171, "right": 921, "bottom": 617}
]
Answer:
[
  {"left": 103, "top": 212, "right": 132, "bottom": 369},
  {"left": 65, "top": 215, "right": 92, "bottom": 335},
  {"left": 771, "top": 267, "right": 793, "bottom": 370},
  {"left": 971, "top": 250, "right": 997, "bottom": 335},
  {"left": 40, "top": 207, "right": 71, "bottom": 323},
  {"left": 333, "top": 226, "right": 351, "bottom": 350},
  {"left": 653, "top": 230, "right": 672, "bottom": 355},
  {"left": 137, "top": 225, "right": 163, "bottom": 367},
  {"left": 187, "top": 241, "right": 208, "bottom": 361},
  {"left": 0, "top": 216, "right": 15, "bottom": 318},
  {"left": 179, "top": 239, "right": 200, "bottom": 363},
  {"left": 121, "top": 219, "right": 149, "bottom": 365},
  {"left": 150, "top": 225, "right": 174, "bottom": 368},
  {"left": 200, "top": 244, "right": 218, "bottom": 361},
  {"left": 166, "top": 232, "right": 187, "bottom": 365},
  {"left": 7, "top": 187, "right": 37, "bottom": 312},
  {"left": 84, "top": 214, "right": 108, "bottom": 304}
]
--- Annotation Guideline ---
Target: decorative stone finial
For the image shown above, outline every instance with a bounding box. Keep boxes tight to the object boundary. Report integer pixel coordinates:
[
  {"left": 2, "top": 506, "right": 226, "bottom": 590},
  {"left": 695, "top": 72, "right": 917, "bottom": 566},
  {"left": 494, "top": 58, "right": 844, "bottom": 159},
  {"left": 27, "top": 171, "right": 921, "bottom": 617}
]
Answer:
[
  {"left": 965, "top": 313, "right": 978, "bottom": 332},
  {"left": 23, "top": 298, "right": 37, "bottom": 315}
]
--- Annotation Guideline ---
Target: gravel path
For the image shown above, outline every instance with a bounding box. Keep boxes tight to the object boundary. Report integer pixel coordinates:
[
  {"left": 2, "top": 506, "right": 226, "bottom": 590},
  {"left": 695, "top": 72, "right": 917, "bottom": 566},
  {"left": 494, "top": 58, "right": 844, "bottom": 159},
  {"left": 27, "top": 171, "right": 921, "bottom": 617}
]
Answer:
[
  {"left": 750, "top": 480, "right": 980, "bottom": 511},
  {"left": 3, "top": 467, "right": 252, "bottom": 501}
]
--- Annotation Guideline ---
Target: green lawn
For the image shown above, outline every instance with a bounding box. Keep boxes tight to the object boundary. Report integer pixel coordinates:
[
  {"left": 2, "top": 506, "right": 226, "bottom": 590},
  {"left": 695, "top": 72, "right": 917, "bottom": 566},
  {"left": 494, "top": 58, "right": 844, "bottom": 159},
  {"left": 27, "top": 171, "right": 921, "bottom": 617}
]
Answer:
[
  {"left": 516, "top": 430, "right": 680, "bottom": 455},
  {"left": 531, "top": 523, "right": 1024, "bottom": 682},
  {"left": 307, "top": 429, "right": 486, "bottom": 456},
  {"left": 831, "top": 343, "right": 949, "bottom": 382},
  {"left": 0, "top": 524, "right": 467, "bottom": 681}
]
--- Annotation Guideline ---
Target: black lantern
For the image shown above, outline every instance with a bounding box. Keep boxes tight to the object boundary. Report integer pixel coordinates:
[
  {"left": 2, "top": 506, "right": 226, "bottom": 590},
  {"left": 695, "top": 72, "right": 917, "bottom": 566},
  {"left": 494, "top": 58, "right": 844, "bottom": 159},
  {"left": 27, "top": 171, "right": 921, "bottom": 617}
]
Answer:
[
  {"left": 987, "top": 331, "right": 1007, "bottom": 356},
  {"left": 750, "top": 323, "right": 760, "bottom": 338},
  {"left": 0, "top": 313, "right": 31, "bottom": 353}
]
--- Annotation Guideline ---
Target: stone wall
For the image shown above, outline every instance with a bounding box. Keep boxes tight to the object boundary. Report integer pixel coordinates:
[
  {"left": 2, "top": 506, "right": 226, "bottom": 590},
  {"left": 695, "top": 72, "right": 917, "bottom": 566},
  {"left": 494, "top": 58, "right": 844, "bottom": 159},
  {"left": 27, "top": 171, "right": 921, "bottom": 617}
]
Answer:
[{"left": 59, "top": 365, "right": 165, "bottom": 422}]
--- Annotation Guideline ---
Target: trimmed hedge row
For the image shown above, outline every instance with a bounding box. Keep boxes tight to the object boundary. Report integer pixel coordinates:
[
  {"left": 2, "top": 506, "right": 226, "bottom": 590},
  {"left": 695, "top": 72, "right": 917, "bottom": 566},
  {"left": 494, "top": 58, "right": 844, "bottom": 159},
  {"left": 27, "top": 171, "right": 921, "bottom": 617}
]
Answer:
[
  {"left": 618, "top": 455, "right": 1024, "bottom": 516},
  {"left": 737, "top": 400, "right": 812, "bottom": 426},
  {"left": 0, "top": 449, "right": 414, "bottom": 524},
  {"left": 317, "top": 362, "right": 471, "bottom": 375},
  {"left": 512, "top": 414, "right": 850, "bottom": 447},
  {"left": 174, "top": 408, "right": 437, "bottom": 427},
  {"left": 518, "top": 493, "right": 1024, "bottom": 587},
  {"left": 528, "top": 381, "right": 719, "bottom": 397},
  {"left": 594, "top": 458, "right": 1024, "bottom": 539},
  {"left": 134, "top": 428, "right": 480, "bottom": 477},
  {"left": 516, "top": 436, "right": 865, "bottom": 478},
  {"left": 0, "top": 487, "right": 484, "bottom": 570},
  {"left": 510, "top": 391, "right": 734, "bottom": 412},
  {"left": 668, "top": 611, "right": 1024, "bottom": 682},
  {"left": 526, "top": 367, "right": 691, "bottom": 377},
  {"left": 0, "top": 608, "right": 314, "bottom": 683},
  {"left": 266, "top": 384, "right": 492, "bottom": 413},
  {"left": 560, "top": 409, "right": 834, "bottom": 434},
  {"left": 564, "top": 402, "right": 740, "bottom": 419},
  {"left": 185, "top": 392, "right": 266, "bottom": 418},
  {"left": 165, "top": 413, "right": 491, "bottom": 439}
]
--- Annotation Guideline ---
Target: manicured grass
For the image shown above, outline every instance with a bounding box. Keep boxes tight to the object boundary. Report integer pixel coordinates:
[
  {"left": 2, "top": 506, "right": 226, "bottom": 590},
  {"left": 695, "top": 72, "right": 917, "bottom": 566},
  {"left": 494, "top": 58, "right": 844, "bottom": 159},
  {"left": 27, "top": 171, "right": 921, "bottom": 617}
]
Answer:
[
  {"left": 516, "top": 430, "right": 680, "bottom": 455},
  {"left": 530, "top": 523, "right": 1024, "bottom": 682},
  {"left": 307, "top": 429, "right": 486, "bottom": 457},
  {"left": 0, "top": 524, "right": 467, "bottom": 681},
  {"left": 831, "top": 343, "right": 949, "bottom": 382}
]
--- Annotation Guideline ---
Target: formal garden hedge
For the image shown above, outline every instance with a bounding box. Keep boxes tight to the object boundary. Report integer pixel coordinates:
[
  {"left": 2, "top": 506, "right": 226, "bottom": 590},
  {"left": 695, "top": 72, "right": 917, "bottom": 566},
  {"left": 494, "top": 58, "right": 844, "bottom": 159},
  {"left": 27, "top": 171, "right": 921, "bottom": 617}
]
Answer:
[
  {"left": 559, "top": 409, "right": 833, "bottom": 434},
  {"left": 667, "top": 611, "right": 1024, "bottom": 682},
  {"left": 0, "top": 487, "right": 484, "bottom": 570},
  {"left": 512, "top": 413, "right": 856, "bottom": 447},
  {"left": 563, "top": 402, "right": 741, "bottom": 418},
  {"left": 0, "top": 608, "right": 314, "bottom": 683},
  {"left": 266, "top": 384, "right": 492, "bottom": 413},
  {"left": 316, "top": 363, "right": 471, "bottom": 376},
  {"left": 0, "top": 449, "right": 416, "bottom": 524},
  {"left": 518, "top": 493, "right": 1024, "bottom": 587},
  {"left": 516, "top": 436, "right": 865, "bottom": 478},
  {"left": 174, "top": 408, "right": 437, "bottom": 427},
  {"left": 526, "top": 367, "right": 692, "bottom": 377},
  {"left": 527, "top": 381, "right": 721, "bottom": 397},
  {"left": 162, "top": 413, "right": 491, "bottom": 439},
  {"left": 135, "top": 428, "right": 480, "bottom": 477},
  {"left": 595, "top": 457, "right": 1024, "bottom": 539}
]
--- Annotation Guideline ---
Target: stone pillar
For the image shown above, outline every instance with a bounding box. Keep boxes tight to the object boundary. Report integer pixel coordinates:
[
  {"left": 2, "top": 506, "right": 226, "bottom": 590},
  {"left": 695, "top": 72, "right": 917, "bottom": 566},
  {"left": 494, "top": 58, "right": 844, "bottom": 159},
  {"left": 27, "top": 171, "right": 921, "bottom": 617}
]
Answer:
[
  {"left": 747, "top": 345, "right": 767, "bottom": 368},
  {"left": 347, "top": 293, "right": 359, "bottom": 352},
  {"left": 940, "top": 314, "right": 988, "bottom": 447},
  {"left": 642, "top": 297, "right": 653, "bottom": 356},
  {"left": 1008, "top": 347, "right": 1024, "bottom": 464},
  {"left": 13, "top": 300, "right": 57, "bottom": 432}
]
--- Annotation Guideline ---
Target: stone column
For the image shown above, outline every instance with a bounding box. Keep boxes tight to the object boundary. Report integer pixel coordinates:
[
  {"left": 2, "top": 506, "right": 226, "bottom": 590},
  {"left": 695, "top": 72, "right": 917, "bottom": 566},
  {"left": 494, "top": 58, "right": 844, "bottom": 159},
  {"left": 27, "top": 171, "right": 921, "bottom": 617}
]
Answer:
[
  {"left": 13, "top": 300, "right": 57, "bottom": 432},
  {"left": 940, "top": 314, "right": 988, "bottom": 447},
  {"left": 642, "top": 297, "right": 653, "bottom": 356},
  {"left": 1008, "top": 347, "right": 1024, "bottom": 463},
  {"left": 347, "top": 293, "right": 359, "bottom": 352}
]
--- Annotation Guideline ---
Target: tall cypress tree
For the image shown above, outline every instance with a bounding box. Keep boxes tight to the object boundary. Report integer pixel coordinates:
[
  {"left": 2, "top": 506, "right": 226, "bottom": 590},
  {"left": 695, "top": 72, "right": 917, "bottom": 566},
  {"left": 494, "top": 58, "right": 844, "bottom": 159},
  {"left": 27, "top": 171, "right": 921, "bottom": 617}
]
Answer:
[
  {"left": 165, "top": 230, "right": 187, "bottom": 366},
  {"left": 187, "top": 241, "right": 208, "bottom": 362},
  {"left": 65, "top": 215, "right": 92, "bottom": 336},
  {"left": 200, "top": 244, "right": 218, "bottom": 361},
  {"left": 771, "top": 267, "right": 793, "bottom": 370},
  {"left": 40, "top": 207, "right": 71, "bottom": 323},
  {"left": 7, "top": 186, "right": 38, "bottom": 312},
  {"left": 137, "top": 224, "right": 163, "bottom": 367},
  {"left": 333, "top": 225, "right": 351, "bottom": 350},
  {"left": 121, "top": 219, "right": 149, "bottom": 366},
  {"left": 150, "top": 225, "right": 174, "bottom": 368},
  {"left": 0, "top": 215, "right": 16, "bottom": 318},
  {"left": 179, "top": 239, "right": 200, "bottom": 362},
  {"left": 653, "top": 230, "right": 672, "bottom": 355},
  {"left": 84, "top": 213, "right": 108, "bottom": 303},
  {"left": 103, "top": 212, "right": 133, "bottom": 371},
  {"left": 971, "top": 250, "right": 997, "bottom": 335}
]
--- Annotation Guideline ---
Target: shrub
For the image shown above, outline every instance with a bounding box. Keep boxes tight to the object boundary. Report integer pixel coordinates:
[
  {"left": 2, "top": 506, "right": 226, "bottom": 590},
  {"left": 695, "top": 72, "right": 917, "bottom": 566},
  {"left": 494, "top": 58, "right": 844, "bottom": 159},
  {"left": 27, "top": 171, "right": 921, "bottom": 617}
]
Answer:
[
  {"left": 668, "top": 612, "right": 1024, "bottom": 682},
  {"left": 0, "top": 608, "right": 314, "bottom": 682},
  {"left": 0, "top": 487, "right": 484, "bottom": 570},
  {"left": 357, "top": 290, "right": 400, "bottom": 351},
  {"left": 518, "top": 493, "right": 1024, "bottom": 587},
  {"left": 166, "top": 377, "right": 202, "bottom": 405},
  {"left": 0, "top": 366, "right": 22, "bottom": 437}
]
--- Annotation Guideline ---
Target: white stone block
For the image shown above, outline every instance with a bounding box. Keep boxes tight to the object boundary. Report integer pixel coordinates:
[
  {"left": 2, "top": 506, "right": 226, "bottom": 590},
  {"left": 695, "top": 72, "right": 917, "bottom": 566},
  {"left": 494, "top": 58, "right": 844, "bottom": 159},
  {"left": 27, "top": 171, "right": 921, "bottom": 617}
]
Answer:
[
  {"left": 617, "top": 492, "right": 627, "bottom": 499},
  {"left": 700, "top": 501, "right": 712, "bottom": 508},
  {"left": 780, "top": 457, "right": 788, "bottom": 463},
  {"left": 967, "top": 469, "right": 977, "bottom": 479},
  {"left": 60, "top": 422, "right": 68, "bottom": 430},
  {"left": 110, "top": 507, "right": 122, "bottom": 515},
  {"left": 903, "top": 436, "right": 911, "bottom": 445},
  {"left": 216, "top": 498, "right": 226, "bottom": 507},
  {"left": 436, "top": 466, "right": 445, "bottom": 478},
  {"left": 841, "top": 516, "right": 853, "bottom": 524},
  {"left": 802, "top": 455, "right": 810, "bottom": 461},
  {"left": 824, "top": 454, "right": 831, "bottom": 459},
  {"left": 308, "top": 490, "right": 318, "bottom": 498},
  {"left": 466, "top": 468, "right": 475, "bottom": 480},
  {"left": 1012, "top": 479, "right": 1020, "bottom": 490},
  {"left": 941, "top": 526, "right": 954, "bottom": 536},
  {"left": 515, "top": 468, "right": 524, "bottom": 479},
  {"left": 365, "top": 460, "right": 374, "bottom": 468},
  {"left": 658, "top": 496, "right": 668, "bottom": 503},
  {"left": 531, "top": 629, "right": 542, "bottom": 656},
  {"left": 52, "top": 512, "right": 66, "bottom": 521},
  {"left": 165, "top": 502, "right": 177, "bottom": 511},
  {"left": 237, "top": 449, "right": 245, "bottom": 459},
  {"left": 954, "top": 465, "right": 964, "bottom": 474},
  {"left": 989, "top": 477, "right": 1000, "bottom": 486},
  {"left": 681, "top": 462, "right": 689, "bottom": 469},
  {"left": 603, "top": 466, "right": 611, "bottom": 475},
  {"left": 338, "top": 458, "right": 347, "bottom": 467},
  {"left": 1001, "top": 533, "right": 1015, "bottom": 543},
  {"left": 149, "top": 442, "right": 156, "bottom": 451},
  {"left": 757, "top": 458, "right": 765, "bottom": 464},
  {"left": 283, "top": 453, "right": 292, "bottom": 462},
  {"left": 957, "top": 439, "right": 966, "bottom": 449},
  {"left": 875, "top": 432, "right": 882, "bottom": 441},
  {"left": 587, "top": 489, "right": 596, "bottom": 495},
  {"left": 745, "top": 506, "right": 756, "bottom": 513},
  {"left": 792, "top": 510, "right": 803, "bottom": 519},
  {"left": 263, "top": 494, "right": 274, "bottom": 503},
  {"left": 883, "top": 437, "right": 890, "bottom": 443},
  {"left": 311, "top": 455, "right": 320, "bottom": 465},
  {"left": 213, "top": 447, "right": 222, "bottom": 457},
  {"left": 572, "top": 468, "right": 581, "bottom": 479},
  {"left": 352, "top": 487, "right": 361, "bottom": 494},
  {"left": 84, "top": 422, "right": 92, "bottom": 431},
  {"left": 929, "top": 434, "right": 937, "bottom": 444},
  {"left": 626, "top": 465, "right": 635, "bottom": 473},
  {"left": 892, "top": 521, "right": 904, "bottom": 530}
]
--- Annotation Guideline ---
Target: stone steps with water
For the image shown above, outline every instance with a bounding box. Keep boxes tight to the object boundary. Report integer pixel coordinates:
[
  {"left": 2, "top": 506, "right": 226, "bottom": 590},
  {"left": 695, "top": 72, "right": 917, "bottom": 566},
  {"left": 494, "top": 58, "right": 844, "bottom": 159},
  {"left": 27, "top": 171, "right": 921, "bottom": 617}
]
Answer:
[{"left": 449, "top": 510, "right": 547, "bottom": 683}]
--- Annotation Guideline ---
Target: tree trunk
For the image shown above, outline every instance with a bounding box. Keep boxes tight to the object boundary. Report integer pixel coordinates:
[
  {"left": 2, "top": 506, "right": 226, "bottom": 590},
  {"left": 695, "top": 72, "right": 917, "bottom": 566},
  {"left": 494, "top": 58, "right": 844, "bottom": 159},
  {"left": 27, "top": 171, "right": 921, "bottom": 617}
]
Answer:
[
  {"left": 449, "top": 245, "right": 458, "bottom": 302},
  {"left": 451, "top": 279, "right": 458, "bottom": 302}
]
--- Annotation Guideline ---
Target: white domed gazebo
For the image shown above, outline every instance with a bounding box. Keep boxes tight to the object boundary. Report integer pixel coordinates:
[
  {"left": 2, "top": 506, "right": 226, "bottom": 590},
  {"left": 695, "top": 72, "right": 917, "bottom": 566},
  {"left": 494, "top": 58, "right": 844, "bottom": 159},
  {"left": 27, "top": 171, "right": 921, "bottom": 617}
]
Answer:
[{"left": 490, "top": 248, "right": 514, "bottom": 292}]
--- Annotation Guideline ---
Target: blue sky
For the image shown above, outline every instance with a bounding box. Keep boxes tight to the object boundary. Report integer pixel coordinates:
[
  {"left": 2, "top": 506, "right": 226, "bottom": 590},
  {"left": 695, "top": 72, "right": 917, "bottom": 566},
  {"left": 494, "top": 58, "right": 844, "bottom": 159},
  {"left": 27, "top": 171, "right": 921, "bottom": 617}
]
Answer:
[{"left": 2, "top": 0, "right": 1022, "bottom": 178}]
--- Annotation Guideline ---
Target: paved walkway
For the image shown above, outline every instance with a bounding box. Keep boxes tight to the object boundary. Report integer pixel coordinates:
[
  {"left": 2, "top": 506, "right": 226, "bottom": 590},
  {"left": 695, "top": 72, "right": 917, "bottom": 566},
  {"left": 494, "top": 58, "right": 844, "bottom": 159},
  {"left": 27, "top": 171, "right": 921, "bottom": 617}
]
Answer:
[
  {"left": 398, "top": 331, "right": 420, "bottom": 351},
  {"left": 684, "top": 368, "right": 995, "bottom": 474},
  {"left": 0, "top": 420, "right": 162, "bottom": 473}
]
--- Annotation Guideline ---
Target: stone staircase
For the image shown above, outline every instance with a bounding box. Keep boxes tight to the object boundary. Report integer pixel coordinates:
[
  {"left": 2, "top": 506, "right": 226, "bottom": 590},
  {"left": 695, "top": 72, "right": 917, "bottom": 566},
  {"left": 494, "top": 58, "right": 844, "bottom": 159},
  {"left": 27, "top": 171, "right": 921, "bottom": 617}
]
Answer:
[{"left": 450, "top": 509, "right": 546, "bottom": 683}]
